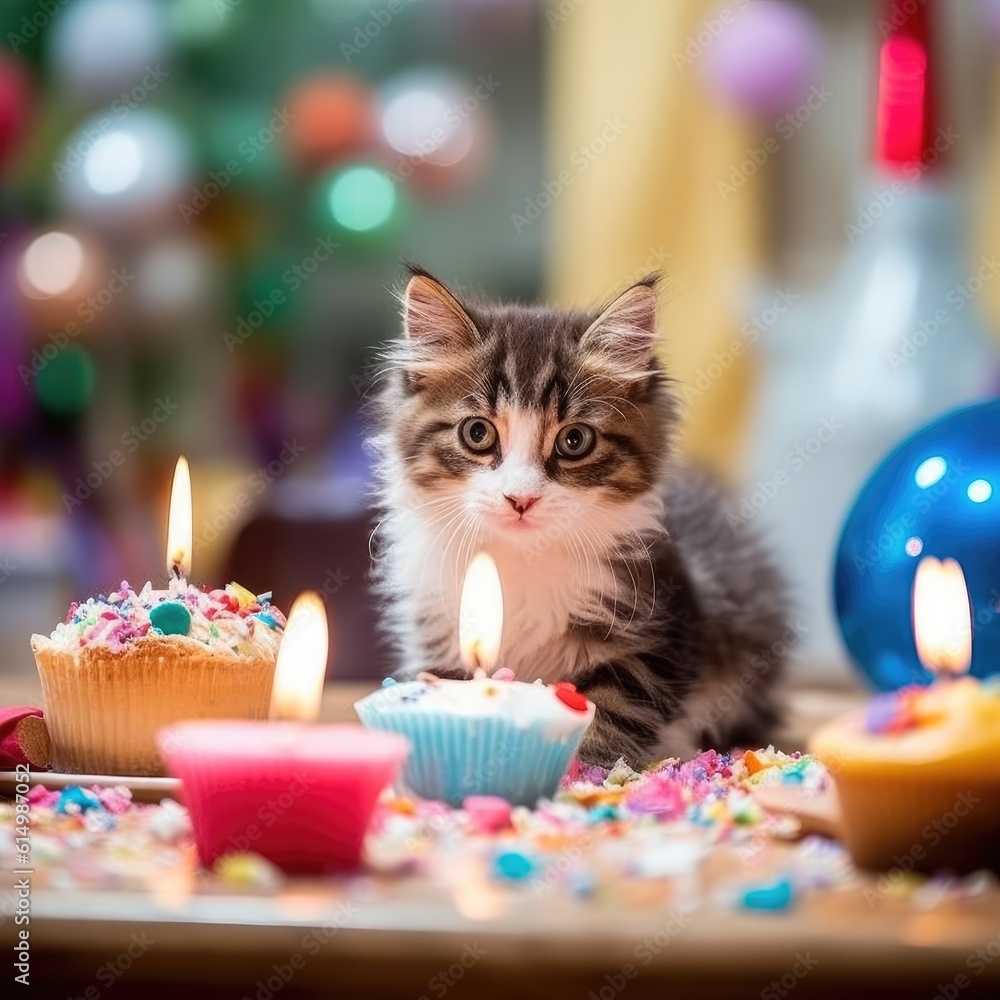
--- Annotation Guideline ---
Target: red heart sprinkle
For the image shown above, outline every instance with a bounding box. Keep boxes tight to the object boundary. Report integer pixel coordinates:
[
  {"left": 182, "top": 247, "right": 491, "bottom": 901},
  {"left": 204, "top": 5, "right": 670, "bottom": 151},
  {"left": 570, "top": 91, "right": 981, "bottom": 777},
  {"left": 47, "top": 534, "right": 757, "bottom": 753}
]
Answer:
[{"left": 554, "top": 682, "right": 589, "bottom": 712}]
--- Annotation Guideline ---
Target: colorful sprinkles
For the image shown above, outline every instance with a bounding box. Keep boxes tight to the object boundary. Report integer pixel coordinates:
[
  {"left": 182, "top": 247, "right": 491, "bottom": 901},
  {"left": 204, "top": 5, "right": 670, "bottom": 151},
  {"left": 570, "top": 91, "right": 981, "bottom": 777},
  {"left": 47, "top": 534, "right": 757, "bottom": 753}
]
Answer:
[
  {"left": 864, "top": 688, "right": 923, "bottom": 735},
  {"left": 3, "top": 747, "right": 996, "bottom": 912},
  {"left": 54, "top": 579, "right": 286, "bottom": 654},
  {"left": 1, "top": 749, "right": 826, "bottom": 900}
]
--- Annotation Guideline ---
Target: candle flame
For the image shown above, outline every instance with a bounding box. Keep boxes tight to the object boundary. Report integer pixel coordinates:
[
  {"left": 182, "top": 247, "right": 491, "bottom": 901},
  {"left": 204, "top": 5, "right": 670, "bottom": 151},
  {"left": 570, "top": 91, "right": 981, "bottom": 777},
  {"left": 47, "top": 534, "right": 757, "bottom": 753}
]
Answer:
[
  {"left": 270, "top": 591, "right": 329, "bottom": 722},
  {"left": 459, "top": 552, "right": 503, "bottom": 671},
  {"left": 166, "top": 456, "right": 192, "bottom": 579},
  {"left": 912, "top": 556, "right": 972, "bottom": 676}
]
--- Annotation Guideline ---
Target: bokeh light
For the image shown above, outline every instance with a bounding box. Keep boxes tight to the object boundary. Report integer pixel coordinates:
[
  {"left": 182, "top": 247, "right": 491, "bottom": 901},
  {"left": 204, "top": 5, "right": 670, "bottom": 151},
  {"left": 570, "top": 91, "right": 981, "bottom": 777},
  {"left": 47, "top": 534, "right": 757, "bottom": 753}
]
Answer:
[
  {"left": 169, "top": 0, "right": 230, "bottom": 46},
  {"left": 968, "top": 479, "right": 993, "bottom": 503},
  {"left": 701, "top": 0, "right": 823, "bottom": 116},
  {"left": 136, "top": 238, "right": 218, "bottom": 322},
  {"left": 20, "top": 232, "right": 85, "bottom": 298},
  {"left": 48, "top": 0, "right": 169, "bottom": 100},
  {"left": 284, "top": 73, "right": 374, "bottom": 169},
  {"left": 914, "top": 455, "right": 946, "bottom": 488},
  {"left": 380, "top": 71, "right": 476, "bottom": 168},
  {"left": 327, "top": 166, "right": 396, "bottom": 232},
  {"left": 83, "top": 132, "right": 144, "bottom": 195},
  {"left": 0, "top": 53, "right": 32, "bottom": 163},
  {"left": 60, "top": 110, "right": 191, "bottom": 227},
  {"left": 34, "top": 346, "right": 97, "bottom": 417}
]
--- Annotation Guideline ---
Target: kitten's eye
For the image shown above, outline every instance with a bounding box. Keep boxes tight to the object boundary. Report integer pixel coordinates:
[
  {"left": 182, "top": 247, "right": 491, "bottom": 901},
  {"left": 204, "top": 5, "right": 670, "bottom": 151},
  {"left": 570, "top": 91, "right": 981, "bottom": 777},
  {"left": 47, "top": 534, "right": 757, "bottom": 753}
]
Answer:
[
  {"left": 554, "top": 423, "right": 596, "bottom": 459},
  {"left": 459, "top": 417, "right": 498, "bottom": 453}
]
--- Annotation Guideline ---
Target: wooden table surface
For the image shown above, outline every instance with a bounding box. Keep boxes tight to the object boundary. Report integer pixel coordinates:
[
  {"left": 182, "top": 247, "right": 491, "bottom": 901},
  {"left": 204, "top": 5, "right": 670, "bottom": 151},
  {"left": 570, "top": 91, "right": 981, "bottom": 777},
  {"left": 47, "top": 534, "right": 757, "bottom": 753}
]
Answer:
[{"left": 5, "top": 678, "right": 1000, "bottom": 999}]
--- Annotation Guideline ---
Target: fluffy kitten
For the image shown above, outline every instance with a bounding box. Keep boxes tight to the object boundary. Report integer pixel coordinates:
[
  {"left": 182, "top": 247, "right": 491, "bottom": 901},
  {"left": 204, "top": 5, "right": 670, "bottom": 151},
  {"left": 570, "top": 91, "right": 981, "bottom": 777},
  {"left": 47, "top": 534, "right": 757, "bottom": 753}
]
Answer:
[{"left": 369, "top": 267, "right": 791, "bottom": 766}]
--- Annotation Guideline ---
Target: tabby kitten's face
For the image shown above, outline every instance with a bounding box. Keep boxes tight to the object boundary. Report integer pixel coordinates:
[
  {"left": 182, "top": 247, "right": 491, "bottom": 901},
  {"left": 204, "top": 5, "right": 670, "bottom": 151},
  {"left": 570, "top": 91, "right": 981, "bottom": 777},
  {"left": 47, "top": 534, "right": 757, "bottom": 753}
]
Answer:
[{"left": 380, "top": 270, "right": 675, "bottom": 551}]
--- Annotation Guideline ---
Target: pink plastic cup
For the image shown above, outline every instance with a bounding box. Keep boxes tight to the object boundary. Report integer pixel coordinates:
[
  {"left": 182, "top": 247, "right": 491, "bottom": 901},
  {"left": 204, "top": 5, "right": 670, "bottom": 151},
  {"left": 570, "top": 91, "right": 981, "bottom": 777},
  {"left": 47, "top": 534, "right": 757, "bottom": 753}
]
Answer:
[{"left": 158, "top": 721, "right": 409, "bottom": 873}]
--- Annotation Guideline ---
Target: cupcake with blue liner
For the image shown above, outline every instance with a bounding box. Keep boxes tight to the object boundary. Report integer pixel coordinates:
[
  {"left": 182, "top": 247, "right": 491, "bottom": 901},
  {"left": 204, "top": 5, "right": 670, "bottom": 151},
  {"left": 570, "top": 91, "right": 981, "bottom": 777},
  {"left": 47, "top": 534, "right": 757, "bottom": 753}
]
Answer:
[{"left": 354, "top": 674, "right": 595, "bottom": 806}]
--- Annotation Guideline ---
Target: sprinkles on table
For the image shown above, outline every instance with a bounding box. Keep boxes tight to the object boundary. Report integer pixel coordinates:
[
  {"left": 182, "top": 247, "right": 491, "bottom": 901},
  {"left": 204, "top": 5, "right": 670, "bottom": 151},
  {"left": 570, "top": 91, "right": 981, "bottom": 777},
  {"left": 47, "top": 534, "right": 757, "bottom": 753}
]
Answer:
[
  {"left": 5, "top": 747, "right": 995, "bottom": 911},
  {"left": 3, "top": 748, "right": 851, "bottom": 908}
]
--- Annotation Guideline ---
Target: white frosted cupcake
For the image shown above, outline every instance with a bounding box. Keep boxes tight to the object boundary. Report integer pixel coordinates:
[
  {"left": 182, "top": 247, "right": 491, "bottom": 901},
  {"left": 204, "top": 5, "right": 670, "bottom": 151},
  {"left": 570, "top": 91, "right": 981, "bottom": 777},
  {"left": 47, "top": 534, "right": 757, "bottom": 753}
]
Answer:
[
  {"left": 355, "top": 674, "right": 595, "bottom": 806},
  {"left": 31, "top": 580, "right": 286, "bottom": 776}
]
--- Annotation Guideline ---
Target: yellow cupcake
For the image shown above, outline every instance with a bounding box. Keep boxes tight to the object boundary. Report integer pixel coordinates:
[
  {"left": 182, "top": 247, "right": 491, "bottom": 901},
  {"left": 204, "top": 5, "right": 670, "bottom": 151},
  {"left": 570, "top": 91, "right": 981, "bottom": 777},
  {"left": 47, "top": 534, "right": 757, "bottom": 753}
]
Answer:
[
  {"left": 810, "top": 678, "right": 1000, "bottom": 872},
  {"left": 32, "top": 580, "right": 285, "bottom": 776}
]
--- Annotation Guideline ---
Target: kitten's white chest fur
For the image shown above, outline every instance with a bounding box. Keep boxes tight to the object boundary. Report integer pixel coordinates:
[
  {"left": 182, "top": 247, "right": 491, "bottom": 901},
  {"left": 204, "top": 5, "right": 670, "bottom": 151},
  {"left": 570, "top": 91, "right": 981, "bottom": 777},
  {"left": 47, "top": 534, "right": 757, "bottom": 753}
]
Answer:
[
  {"left": 480, "top": 542, "right": 594, "bottom": 681},
  {"left": 390, "top": 515, "right": 589, "bottom": 680},
  {"left": 385, "top": 488, "right": 663, "bottom": 684}
]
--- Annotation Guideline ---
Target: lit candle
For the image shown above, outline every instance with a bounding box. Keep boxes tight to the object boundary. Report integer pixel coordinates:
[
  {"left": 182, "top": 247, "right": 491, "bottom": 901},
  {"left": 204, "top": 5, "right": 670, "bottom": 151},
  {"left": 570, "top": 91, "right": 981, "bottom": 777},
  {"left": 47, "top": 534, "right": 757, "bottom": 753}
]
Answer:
[
  {"left": 459, "top": 551, "right": 504, "bottom": 673},
  {"left": 270, "top": 591, "right": 329, "bottom": 721},
  {"left": 31, "top": 454, "right": 286, "bottom": 778},
  {"left": 356, "top": 551, "right": 595, "bottom": 806},
  {"left": 912, "top": 555, "right": 972, "bottom": 677},
  {"left": 810, "top": 553, "right": 999, "bottom": 873},
  {"left": 165, "top": 455, "right": 192, "bottom": 580},
  {"left": 159, "top": 593, "right": 409, "bottom": 873}
]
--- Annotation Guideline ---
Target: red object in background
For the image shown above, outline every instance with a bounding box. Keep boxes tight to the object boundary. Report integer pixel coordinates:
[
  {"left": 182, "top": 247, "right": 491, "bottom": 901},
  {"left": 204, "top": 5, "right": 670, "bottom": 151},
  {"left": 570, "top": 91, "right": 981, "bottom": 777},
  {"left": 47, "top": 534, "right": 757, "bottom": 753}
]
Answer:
[
  {"left": 283, "top": 73, "right": 375, "bottom": 171},
  {"left": 876, "top": 0, "right": 940, "bottom": 172},
  {"left": 0, "top": 706, "right": 50, "bottom": 769},
  {"left": 876, "top": 36, "right": 927, "bottom": 168},
  {"left": 0, "top": 54, "right": 31, "bottom": 167}
]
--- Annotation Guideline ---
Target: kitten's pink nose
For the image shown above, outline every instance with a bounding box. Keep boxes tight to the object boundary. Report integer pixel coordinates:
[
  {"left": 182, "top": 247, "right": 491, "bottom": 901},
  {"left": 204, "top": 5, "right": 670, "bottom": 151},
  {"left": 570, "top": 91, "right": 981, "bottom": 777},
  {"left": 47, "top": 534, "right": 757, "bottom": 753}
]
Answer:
[{"left": 505, "top": 493, "right": 540, "bottom": 515}]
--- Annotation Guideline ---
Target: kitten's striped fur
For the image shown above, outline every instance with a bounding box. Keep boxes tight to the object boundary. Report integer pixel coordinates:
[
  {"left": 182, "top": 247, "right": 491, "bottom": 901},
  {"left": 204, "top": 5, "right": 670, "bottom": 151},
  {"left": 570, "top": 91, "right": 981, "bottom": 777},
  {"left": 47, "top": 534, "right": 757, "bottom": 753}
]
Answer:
[{"left": 369, "top": 268, "right": 791, "bottom": 766}]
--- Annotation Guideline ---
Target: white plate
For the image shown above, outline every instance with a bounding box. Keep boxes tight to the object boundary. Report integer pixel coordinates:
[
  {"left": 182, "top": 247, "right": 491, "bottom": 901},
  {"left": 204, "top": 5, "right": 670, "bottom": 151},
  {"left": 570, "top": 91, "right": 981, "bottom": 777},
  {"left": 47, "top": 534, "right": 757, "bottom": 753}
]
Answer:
[{"left": 0, "top": 769, "right": 180, "bottom": 804}]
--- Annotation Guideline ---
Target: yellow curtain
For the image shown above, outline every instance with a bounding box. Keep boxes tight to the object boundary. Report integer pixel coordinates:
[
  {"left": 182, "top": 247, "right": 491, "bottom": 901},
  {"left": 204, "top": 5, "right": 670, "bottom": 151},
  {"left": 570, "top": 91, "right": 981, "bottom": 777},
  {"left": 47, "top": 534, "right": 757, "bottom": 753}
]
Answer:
[{"left": 544, "top": 0, "right": 765, "bottom": 476}]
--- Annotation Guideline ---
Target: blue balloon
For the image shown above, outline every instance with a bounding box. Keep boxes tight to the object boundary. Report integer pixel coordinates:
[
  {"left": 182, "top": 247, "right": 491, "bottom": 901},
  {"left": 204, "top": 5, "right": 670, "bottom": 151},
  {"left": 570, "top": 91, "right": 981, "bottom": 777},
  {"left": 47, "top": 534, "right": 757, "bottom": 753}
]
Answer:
[{"left": 835, "top": 398, "right": 1000, "bottom": 690}]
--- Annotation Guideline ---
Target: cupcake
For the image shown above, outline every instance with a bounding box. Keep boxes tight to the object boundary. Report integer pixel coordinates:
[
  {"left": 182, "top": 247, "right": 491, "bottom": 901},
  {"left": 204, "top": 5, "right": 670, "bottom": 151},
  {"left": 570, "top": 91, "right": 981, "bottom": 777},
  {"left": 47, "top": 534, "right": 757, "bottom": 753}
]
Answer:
[
  {"left": 158, "top": 721, "right": 410, "bottom": 873},
  {"left": 354, "top": 674, "right": 595, "bottom": 807},
  {"left": 31, "top": 580, "right": 286, "bottom": 776},
  {"left": 809, "top": 677, "right": 1000, "bottom": 872}
]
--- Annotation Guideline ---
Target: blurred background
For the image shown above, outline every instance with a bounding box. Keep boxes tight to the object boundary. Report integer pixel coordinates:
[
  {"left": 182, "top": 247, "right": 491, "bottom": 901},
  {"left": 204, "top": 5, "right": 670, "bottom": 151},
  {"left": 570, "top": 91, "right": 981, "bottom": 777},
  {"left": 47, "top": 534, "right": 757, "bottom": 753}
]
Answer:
[{"left": 1, "top": 0, "right": 999, "bottom": 687}]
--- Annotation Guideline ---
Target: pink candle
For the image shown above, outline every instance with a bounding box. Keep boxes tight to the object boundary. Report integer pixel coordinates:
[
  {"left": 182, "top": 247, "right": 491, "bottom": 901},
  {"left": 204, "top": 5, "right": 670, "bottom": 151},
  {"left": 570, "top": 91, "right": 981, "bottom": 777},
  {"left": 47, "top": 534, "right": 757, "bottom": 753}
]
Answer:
[
  {"left": 159, "top": 592, "right": 409, "bottom": 873},
  {"left": 159, "top": 720, "right": 408, "bottom": 873}
]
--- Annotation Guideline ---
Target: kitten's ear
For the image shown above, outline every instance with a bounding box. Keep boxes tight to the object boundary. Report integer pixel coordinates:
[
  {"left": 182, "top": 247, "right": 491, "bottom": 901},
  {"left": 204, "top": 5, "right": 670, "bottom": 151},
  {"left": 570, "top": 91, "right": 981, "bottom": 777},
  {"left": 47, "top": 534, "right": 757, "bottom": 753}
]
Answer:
[
  {"left": 402, "top": 269, "right": 478, "bottom": 354},
  {"left": 580, "top": 278, "right": 659, "bottom": 379}
]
